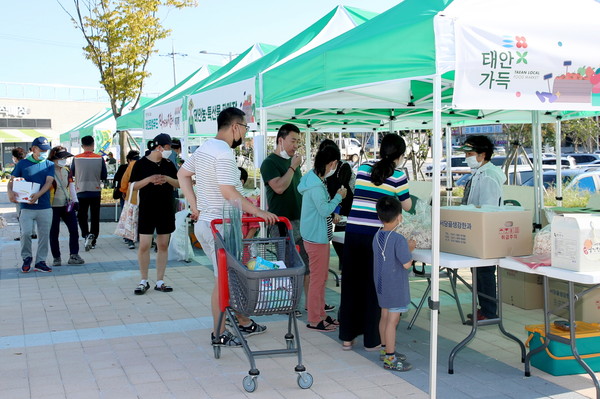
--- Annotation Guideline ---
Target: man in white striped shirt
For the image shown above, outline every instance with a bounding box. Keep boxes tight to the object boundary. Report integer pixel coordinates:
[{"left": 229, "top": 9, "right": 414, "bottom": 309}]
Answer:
[{"left": 178, "top": 107, "right": 278, "bottom": 347}]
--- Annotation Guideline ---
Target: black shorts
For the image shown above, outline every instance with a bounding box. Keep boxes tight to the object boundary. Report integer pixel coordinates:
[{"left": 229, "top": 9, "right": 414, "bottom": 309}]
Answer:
[{"left": 138, "top": 205, "right": 175, "bottom": 235}]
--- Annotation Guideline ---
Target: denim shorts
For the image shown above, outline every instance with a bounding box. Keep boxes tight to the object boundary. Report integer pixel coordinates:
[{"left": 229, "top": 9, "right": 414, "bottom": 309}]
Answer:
[{"left": 388, "top": 306, "right": 409, "bottom": 313}]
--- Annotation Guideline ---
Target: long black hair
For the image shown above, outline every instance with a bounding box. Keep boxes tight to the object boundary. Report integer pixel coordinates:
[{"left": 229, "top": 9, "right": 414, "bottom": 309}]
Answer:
[
  {"left": 314, "top": 145, "right": 341, "bottom": 177},
  {"left": 371, "top": 134, "right": 406, "bottom": 186}
]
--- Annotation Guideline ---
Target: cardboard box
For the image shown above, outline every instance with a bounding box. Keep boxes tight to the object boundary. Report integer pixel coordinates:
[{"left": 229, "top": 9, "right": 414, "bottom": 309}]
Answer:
[
  {"left": 500, "top": 269, "right": 543, "bottom": 310},
  {"left": 440, "top": 206, "right": 533, "bottom": 259},
  {"left": 12, "top": 180, "right": 40, "bottom": 204},
  {"left": 551, "top": 213, "right": 600, "bottom": 272},
  {"left": 548, "top": 278, "right": 600, "bottom": 323}
]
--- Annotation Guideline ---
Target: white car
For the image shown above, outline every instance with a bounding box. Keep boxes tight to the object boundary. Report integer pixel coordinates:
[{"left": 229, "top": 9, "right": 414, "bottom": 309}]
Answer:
[{"left": 424, "top": 156, "right": 469, "bottom": 177}]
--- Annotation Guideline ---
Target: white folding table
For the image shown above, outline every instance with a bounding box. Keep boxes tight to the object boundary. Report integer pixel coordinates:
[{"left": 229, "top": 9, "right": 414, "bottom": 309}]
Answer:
[
  {"left": 412, "top": 249, "right": 526, "bottom": 374},
  {"left": 499, "top": 258, "right": 600, "bottom": 398}
]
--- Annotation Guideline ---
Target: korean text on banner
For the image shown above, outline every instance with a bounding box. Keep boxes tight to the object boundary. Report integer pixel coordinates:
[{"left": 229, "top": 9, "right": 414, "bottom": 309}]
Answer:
[
  {"left": 188, "top": 77, "right": 256, "bottom": 136},
  {"left": 452, "top": 3, "right": 600, "bottom": 111}
]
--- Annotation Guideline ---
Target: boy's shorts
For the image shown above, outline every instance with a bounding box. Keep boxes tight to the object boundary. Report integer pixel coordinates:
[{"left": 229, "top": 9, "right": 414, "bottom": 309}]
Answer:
[{"left": 388, "top": 306, "right": 409, "bottom": 313}]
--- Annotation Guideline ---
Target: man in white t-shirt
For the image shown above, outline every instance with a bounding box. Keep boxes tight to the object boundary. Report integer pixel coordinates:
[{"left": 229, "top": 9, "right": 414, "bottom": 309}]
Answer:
[{"left": 178, "top": 107, "right": 278, "bottom": 347}]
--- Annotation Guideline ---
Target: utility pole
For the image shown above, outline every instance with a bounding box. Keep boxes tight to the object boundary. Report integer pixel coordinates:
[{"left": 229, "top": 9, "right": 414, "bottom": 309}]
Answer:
[
  {"left": 160, "top": 41, "right": 188, "bottom": 86},
  {"left": 199, "top": 50, "right": 239, "bottom": 62}
]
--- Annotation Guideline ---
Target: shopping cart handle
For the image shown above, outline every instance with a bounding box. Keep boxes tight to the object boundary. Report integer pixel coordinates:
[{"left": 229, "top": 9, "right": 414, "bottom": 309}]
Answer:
[{"left": 210, "top": 216, "right": 292, "bottom": 234}]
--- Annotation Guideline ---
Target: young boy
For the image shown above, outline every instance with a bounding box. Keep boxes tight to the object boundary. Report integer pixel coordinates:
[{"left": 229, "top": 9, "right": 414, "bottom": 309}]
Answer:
[{"left": 373, "top": 195, "right": 415, "bottom": 371}]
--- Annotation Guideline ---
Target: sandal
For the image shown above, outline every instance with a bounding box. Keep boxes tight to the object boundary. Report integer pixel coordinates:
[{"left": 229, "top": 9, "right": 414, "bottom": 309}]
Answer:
[
  {"left": 324, "top": 315, "right": 340, "bottom": 326},
  {"left": 134, "top": 282, "right": 150, "bottom": 295},
  {"left": 154, "top": 284, "right": 173, "bottom": 292},
  {"left": 342, "top": 341, "right": 354, "bottom": 351},
  {"left": 306, "top": 320, "right": 337, "bottom": 332}
]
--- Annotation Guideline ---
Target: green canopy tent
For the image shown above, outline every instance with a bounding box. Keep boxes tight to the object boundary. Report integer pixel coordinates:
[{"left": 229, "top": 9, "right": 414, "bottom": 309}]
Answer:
[
  {"left": 142, "top": 5, "right": 379, "bottom": 148},
  {"left": 116, "top": 43, "right": 280, "bottom": 139},
  {"left": 115, "top": 63, "right": 223, "bottom": 132},
  {"left": 257, "top": 0, "right": 600, "bottom": 396}
]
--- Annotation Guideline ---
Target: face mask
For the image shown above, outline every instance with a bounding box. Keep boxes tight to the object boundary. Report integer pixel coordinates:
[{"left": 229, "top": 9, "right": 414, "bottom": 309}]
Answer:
[
  {"left": 465, "top": 155, "right": 482, "bottom": 169},
  {"left": 38, "top": 151, "right": 49, "bottom": 161},
  {"left": 231, "top": 138, "right": 242, "bottom": 149},
  {"left": 279, "top": 142, "right": 291, "bottom": 159},
  {"left": 324, "top": 167, "right": 336, "bottom": 179},
  {"left": 57, "top": 159, "right": 67, "bottom": 167},
  {"left": 161, "top": 150, "right": 172, "bottom": 159}
]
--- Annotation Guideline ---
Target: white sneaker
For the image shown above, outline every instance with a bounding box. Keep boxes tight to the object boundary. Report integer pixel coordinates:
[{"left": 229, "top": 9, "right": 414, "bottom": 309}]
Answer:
[{"left": 84, "top": 234, "right": 95, "bottom": 251}]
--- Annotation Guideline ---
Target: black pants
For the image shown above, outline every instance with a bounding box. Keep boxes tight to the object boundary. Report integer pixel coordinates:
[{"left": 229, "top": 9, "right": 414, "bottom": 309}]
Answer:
[
  {"left": 77, "top": 196, "right": 101, "bottom": 241},
  {"left": 476, "top": 266, "right": 497, "bottom": 318}
]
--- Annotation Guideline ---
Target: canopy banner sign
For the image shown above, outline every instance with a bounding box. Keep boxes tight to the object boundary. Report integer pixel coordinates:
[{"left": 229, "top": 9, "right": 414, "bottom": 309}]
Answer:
[
  {"left": 144, "top": 99, "right": 184, "bottom": 139},
  {"left": 453, "top": 15, "right": 600, "bottom": 111},
  {"left": 188, "top": 77, "right": 256, "bottom": 135}
]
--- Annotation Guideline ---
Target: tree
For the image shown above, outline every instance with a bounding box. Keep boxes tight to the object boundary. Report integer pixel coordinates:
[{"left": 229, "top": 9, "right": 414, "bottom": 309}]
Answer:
[
  {"left": 58, "top": 0, "right": 197, "bottom": 161},
  {"left": 562, "top": 118, "right": 600, "bottom": 152}
]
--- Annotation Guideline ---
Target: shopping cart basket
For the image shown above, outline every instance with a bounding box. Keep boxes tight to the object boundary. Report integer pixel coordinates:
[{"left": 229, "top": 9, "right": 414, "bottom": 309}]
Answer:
[{"left": 211, "top": 217, "right": 313, "bottom": 392}]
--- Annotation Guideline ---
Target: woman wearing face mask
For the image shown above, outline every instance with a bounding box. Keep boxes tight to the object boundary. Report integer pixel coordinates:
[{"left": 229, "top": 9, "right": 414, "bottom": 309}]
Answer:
[
  {"left": 298, "top": 144, "right": 347, "bottom": 331},
  {"left": 129, "top": 133, "right": 180, "bottom": 294},
  {"left": 459, "top": 135, "right": 506, "bottom": 324},
  {"left": 48, "top": 146, "right": 84, "bottom": 266},
  {"left": 338, "top": 134, "right": 412, "bottom": 352}
]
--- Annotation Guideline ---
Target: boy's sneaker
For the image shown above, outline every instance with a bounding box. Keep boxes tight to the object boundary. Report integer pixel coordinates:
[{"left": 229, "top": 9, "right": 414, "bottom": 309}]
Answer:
[
  {"left": 383, "top": 355, "right": 412, "bottom": 372},
  {"left": 294, "top": 310, "right": 302, "bottom": 318},
  {"left": 324, "top": 304, "right": 336, "bottom": 312},
  {"left": 21, "top": 257, "right": 33, "bottom": 273},
  {"left": 68, "top": 254, "right": 85, "bottom": 265},
  {"left": 238, "top": 320, "right": 267, "bottom": 336},
  {"left": 84, "top": 234, "right": 95, "bottom": 251},
  {"left": 34, "top": 261, "right": 52, "bottom": 273},
  {"left": 379, "top": 349, "right": 407, "bottom": 361},
  {"left": 128, "top": 241, "right": 135, "bottom": 250},
  {"left": 53, "top": 257, "right": 62, "bottom": 267},
  {"left": 211, "top": 331, "right": 242, "bottom": 347}
]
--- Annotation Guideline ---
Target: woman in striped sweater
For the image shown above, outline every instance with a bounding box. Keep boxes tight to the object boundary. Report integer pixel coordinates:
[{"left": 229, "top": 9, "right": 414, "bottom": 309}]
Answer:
[{"left": 338, "top": 134, "right": 412, "bottom": 351}]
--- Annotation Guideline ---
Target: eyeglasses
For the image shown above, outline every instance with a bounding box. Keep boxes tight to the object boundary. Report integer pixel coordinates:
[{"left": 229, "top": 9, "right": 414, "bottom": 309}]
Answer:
[{"left": 237, "top": 122, "right": 250, "bottom": 132}]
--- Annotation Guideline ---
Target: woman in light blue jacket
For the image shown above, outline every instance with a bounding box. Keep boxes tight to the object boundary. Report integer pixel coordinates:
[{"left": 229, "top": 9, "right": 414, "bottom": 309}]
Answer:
[{"left": 298, "top": 144, "right": 347, "bottom": 332}]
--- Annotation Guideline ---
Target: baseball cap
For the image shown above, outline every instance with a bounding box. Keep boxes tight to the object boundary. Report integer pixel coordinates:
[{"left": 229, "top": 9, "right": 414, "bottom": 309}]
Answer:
[
  {"left": 153, "top": 133, "right": 172, "bottom": 147},
  {"left": 171, "top": 138, "right": 181, "bottom": 149},
  {"left": 32, "top": 137, "right": 51, "bottom": 151},
  {"left": 53, "top": 150, "right": 73, "bottom": 160}
]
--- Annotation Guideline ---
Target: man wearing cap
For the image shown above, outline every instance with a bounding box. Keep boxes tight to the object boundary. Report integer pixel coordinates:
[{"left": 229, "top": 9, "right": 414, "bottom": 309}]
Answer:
[
  {"left": 7, "top": 136, "right": 55, "bottom": 273},
  {"left": 459, "top": 135, "right": 506, "bottom": 324},
  {"left": 71, "top": 135, "right": 107, "bottom": 251},
  {"left": 168, "top": 138, "right": 182, "bottom": 170},
  {"left": 130, "top": 133, "right": 180, "bottom": 294}
]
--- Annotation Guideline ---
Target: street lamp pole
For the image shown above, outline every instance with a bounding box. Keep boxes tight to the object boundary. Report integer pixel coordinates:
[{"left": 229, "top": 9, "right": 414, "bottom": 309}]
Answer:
[
  {"left": 160, "top": 41, "right": 188, "bottom": 86},
  {"left": 199, "top": 50, "right": 239, "bottom": 62}
]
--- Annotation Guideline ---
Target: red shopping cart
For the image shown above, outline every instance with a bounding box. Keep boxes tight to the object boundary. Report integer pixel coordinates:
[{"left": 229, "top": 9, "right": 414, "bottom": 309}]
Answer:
[{"left": 210, "top": 217, "right": 313, "bottom": 393}]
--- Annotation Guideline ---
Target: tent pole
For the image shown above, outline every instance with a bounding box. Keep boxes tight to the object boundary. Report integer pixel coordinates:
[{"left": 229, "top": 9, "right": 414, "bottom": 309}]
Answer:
[
  {"left": 429, "top": 73, "right": 442, "bottom": 399},
  {"left": 445, "top": 124, "right": 453, "bottom": 206},
  {"left": 555, "top": 117, "right": 563, "bottom": 208},
  {"left": 531, "top": 111, "right": 543, "bottom": 228},
  {"left": 305, "top": 121, "right": 312, "bottom": 171}
]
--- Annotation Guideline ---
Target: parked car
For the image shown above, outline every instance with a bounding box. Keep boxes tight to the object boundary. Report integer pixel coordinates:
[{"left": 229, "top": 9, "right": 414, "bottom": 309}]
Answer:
[
  {"left": 522, "top": 169, "right": 588, "bottom": 190},
  {"left": 568, "top": 153, "right": 600, "bottom": 166},
  {"left": 424, "top": 156, "right": 468, "bottom": 177},
  {"left": 335, "top": 137, "right": 363, "bottom": 163},
  {"left": 528, "top": 156, "right": 577, "bottom": 169}
]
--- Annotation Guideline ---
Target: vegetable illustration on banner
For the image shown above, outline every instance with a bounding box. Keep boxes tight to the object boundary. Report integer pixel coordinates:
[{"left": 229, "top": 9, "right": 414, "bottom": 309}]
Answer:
[{"left": 453, "top": 17, "right": 600, "bottom": 111}]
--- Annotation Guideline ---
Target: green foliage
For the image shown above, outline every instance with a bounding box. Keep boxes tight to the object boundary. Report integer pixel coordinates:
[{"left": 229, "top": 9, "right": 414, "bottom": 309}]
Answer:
[
  {"left": 59, "top": 0, "right": 197, "bottom": 118},
  {"left": 561, "top": 118, "right": 600, "bottom": 152},
  {"left": 544, "top": 186, "right": 591, "bottom": 208}
]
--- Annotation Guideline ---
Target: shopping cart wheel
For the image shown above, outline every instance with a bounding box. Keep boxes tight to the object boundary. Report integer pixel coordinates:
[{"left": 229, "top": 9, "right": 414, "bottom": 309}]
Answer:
[
  {"left": 213, "top": 345, "right": 221, "bottom": 359},
  {"left": 243, "top": 375, "right": 257, "bottom": 393},
  {"left": 297, "top": 372, "right": 313, "bottom": 389}
]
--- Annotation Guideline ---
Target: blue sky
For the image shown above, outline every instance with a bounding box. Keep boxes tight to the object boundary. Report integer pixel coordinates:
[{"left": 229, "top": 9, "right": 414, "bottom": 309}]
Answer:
[{"left": 1, "top": 0, "right": 397, "bottom": 97}]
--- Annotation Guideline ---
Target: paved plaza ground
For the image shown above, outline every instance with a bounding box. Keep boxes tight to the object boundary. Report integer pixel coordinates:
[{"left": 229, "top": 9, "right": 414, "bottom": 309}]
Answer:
[{"left": 0, "top": 182, "right": 597, "bottom": 398}]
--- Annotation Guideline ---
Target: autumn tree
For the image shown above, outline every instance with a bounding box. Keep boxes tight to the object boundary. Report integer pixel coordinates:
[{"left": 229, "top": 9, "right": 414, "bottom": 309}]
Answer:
[{"left": 58, "top": 0, "right": 197, "bottom": 161}]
